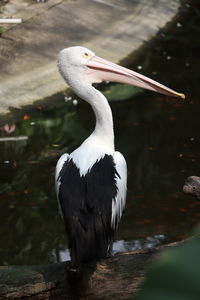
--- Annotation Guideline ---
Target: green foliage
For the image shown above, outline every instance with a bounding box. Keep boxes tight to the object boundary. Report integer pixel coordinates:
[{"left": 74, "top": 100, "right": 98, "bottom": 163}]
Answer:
[
  {"left": 0, "top": 26, "right": 4, "bottom": 34},
  {"left": 134, "top": 234, "right": 200, "bottom": 300},
  {"left": 104, "top": 83, "right": 143, "bottom": 101}
]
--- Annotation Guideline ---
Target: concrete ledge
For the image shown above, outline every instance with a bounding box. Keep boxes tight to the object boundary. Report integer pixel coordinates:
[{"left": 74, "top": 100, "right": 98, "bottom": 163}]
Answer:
[{"left": 0, "top": 0, "right": 181, "bottom": 114}]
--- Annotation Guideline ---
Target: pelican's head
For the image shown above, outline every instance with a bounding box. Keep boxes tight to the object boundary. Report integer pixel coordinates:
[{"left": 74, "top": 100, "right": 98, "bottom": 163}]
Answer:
[
  {"left": 58, "top": 46, "right": 95, "bottom": 69},
  {"left": 58, "top": 46, "right": 185, "bottom": 99},
  {"left": 57, "top": 46, "right": 95, "bottom": 85}
]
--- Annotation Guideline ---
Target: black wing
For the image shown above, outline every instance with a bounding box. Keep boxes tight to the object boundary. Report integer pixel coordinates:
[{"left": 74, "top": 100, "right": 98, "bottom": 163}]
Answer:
[{"left": 57, "top": 154, "right": 119, "bottom": 266}]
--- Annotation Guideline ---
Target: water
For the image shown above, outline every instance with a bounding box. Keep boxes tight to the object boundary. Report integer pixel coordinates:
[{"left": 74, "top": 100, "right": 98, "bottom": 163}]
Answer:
[
  {"left": 0, "top": 0, "right": 200, "bottom": 265},
  {"left": 54, "top": 235, "right": 166, "bottom": 263}
]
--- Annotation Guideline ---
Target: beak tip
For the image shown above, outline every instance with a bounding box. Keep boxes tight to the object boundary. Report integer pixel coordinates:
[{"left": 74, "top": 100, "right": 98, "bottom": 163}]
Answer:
[
  {"left": 178, "top": 93, "right": 185, "bottom": 100},
  {"left": 179, "top": 93, "right": 185, "bottom": 100}
]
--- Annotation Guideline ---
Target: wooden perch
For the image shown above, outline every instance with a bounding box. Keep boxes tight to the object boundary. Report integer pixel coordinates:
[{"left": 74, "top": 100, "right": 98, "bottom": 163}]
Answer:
[{"left": 0, "top": 241, "right": 182, "bottom": 300}]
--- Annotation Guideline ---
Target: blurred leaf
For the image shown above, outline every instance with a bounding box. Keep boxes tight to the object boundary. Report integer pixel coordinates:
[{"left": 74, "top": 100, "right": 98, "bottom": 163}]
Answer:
[
  {"left": 104, "top": 83, "right": 143, "bottom": 101},
  {"left": 134, "top": 234, "right": 200, "bottom": 300},
  {"left": 23, "top": 115, "right": 31, "bottom": 120},
  {"left": 0, "top": 27, "right": 4, "bottom": 34},
  {"left": 2, "top": 123, "right": 16, "bottom": 134}
]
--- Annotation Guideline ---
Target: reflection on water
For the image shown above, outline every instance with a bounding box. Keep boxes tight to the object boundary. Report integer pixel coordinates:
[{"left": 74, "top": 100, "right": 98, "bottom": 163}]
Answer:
[
  {"left": 0, "top": 0, "right": 200, "bottom": 265},
  {"left": 113, "top": 234, "right": 166, "bottom": 253},
  {"left": 54, "top": 234, "right": 166, "bottom": 262}
]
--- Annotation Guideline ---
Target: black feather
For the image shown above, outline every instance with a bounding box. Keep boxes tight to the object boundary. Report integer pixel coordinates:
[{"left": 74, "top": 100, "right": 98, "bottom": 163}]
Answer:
[{"left": 58, "top": 154, "right": 119, "bottom": 268}]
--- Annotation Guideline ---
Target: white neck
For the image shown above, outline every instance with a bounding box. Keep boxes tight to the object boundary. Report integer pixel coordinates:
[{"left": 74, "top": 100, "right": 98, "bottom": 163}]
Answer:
[{"left": 70, "top": 78, "right": 115, "bottom": 150}]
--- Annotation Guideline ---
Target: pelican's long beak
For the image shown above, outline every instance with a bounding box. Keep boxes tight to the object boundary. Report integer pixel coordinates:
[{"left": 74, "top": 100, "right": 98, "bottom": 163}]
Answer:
[{"left": 86, "top": 56, "right": 185, "bottom": 99}]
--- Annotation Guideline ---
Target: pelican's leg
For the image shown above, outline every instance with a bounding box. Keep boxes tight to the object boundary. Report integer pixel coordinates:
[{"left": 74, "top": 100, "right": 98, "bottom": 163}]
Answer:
[{"left": 107, "top": 241, "right": 114, "bottom": 257}]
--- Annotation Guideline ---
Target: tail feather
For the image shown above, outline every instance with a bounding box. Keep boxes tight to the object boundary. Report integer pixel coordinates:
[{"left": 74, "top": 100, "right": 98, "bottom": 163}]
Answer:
[{"left": 67, "top": 213, "right": 113, "bottom": 269}]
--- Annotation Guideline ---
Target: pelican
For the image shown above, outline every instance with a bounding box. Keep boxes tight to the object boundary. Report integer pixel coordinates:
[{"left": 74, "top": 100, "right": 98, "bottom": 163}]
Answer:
[{"left": 56, "top": 46, "right": 184, "bottom": 273}]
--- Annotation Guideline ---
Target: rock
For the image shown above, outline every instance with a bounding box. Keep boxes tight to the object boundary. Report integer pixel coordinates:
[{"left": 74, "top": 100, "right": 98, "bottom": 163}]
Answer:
[
  {"left": 0, "top": 241, "right": 182, "bottom": 300},
  {"left": 183, "top": 176, "right": 200, "bottom": 201}
]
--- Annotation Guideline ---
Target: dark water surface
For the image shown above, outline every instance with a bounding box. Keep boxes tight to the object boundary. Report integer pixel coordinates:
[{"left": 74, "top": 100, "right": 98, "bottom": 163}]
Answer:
[{"left": 0, "top": 0, "right": 200, "bottom": 265}]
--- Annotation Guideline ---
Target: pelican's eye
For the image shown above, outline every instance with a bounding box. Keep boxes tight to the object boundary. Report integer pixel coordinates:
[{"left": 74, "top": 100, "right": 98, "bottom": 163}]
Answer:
[{"left": 82, "top": 52, "right": 92, "bottom": 59}]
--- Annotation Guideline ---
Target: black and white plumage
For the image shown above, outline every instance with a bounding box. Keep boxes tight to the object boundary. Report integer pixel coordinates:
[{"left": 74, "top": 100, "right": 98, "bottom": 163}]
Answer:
[
  {"left": 56, "top": 153, "right": 126, "bottom": 266},
  {"left": 56, "top": 137, "right": 127, "bottom": 267},
  {"left": 55, "top": 46, "right": 184, "bottom": 270}
]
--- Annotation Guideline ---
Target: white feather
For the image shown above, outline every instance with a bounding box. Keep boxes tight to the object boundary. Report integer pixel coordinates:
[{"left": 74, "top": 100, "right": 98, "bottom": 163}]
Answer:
[
  {"left": 55, "top": 153, "right": 69, "bottom": 190},
  {"left": 111, "top": 151, "right": 127, "bottom": 229},
  {"left": 70, "top": 135, "right": 114, "bottom": 176},
  {"left": 55, "top": 153, "right": 69, "bottom": 216}
]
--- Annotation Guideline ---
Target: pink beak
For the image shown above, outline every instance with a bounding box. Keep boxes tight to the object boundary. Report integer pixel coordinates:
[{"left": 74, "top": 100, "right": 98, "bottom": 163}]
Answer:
[{"left": 86, "top": 56, "right": 185, "bottom": 99}]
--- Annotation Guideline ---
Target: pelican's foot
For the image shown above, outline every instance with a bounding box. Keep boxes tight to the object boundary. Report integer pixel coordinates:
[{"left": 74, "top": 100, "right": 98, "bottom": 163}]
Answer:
[
  {"left": 66, "top": 265, "right": 81, "bottom": 281},
  {"left": 107, "top": 250, "right": 114, "bottom": 258}
]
